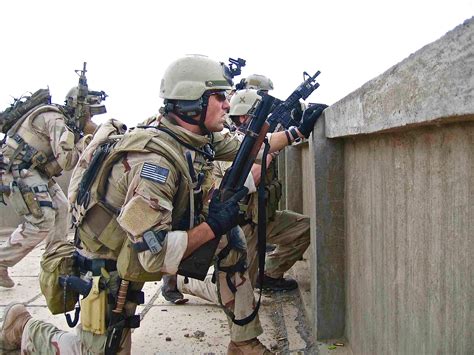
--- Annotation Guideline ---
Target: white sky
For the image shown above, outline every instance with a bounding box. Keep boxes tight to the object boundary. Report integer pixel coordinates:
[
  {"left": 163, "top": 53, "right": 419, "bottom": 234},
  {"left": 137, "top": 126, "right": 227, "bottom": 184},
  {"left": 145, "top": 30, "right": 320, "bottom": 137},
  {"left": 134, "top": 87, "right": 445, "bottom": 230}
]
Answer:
[{"left": 0, "top": 0, "right": 472, "bottom": 128}]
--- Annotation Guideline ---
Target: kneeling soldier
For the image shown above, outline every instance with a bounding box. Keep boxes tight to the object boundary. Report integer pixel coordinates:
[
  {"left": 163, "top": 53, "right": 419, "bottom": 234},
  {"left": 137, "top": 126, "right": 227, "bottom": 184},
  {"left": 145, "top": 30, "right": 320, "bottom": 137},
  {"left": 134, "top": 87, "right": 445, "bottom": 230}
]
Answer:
[{"left": 1, "top": 55, "right": 301, "bottom": 354}]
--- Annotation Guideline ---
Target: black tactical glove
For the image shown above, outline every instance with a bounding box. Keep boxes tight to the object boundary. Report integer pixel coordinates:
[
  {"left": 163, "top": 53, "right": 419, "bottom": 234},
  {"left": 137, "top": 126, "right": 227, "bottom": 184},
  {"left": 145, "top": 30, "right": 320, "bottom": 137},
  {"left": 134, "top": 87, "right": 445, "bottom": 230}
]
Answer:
[
  {"left": 206, "top": 186, "right": 249, "bottom": 237},
  {"left": 297, "top": 103, "right": 328, "bottom": 138}
]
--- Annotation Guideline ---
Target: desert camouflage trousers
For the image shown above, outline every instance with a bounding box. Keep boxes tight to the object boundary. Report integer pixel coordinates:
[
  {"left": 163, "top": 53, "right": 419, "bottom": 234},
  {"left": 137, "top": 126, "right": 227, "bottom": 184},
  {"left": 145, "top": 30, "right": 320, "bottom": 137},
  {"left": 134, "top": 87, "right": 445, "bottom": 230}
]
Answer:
[
  {"left": 177, "top": 227, "right": 263, "bottom": 342},
  {"left": 246, "top": 209, "right": 310, "bottom": 285},
  {"left": 0, "top": 169, "right": 68, "bottom": 269},
  {"left": 21, "top": 319, "right": 132, "bottom": 355},
  {"left": 178, "top": 209, "right": 310, "bottom": 300},
  {"left": 18, "top": 231, "right": 263, "bottom": 353}
]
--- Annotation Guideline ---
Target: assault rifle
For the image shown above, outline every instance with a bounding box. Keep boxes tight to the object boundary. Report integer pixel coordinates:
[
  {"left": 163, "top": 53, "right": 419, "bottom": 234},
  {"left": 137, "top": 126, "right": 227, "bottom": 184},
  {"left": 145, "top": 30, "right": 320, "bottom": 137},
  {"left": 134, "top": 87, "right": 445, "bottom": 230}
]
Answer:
[
  {"left": 64, "top": 62, "right": 107, "bottom": 137},
  {"left": 178, "top": 70, "right": 321, "bottom": 280}
]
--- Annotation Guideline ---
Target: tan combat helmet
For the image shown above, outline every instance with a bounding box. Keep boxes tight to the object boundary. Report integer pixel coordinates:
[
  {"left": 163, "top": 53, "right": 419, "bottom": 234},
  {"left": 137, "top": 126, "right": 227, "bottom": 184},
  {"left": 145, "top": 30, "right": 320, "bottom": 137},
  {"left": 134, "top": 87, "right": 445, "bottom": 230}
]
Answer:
[
  {"left": 244, "top": 74, "right": 274, "bottom": 91},
  {"left": 229, "top": 89, "right": 262, "bottom": 116},
  {"left": 159, "top": 55, "right": 233, "bottom": 101}
]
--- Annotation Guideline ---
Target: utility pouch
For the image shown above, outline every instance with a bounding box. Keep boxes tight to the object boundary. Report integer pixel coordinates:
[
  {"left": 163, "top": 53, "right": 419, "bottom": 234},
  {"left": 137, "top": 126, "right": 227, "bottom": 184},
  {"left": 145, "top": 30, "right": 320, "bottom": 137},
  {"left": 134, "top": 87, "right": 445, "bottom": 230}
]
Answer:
[
  {"left": 39, "top": 241, "right": 79, "bottom": 314},
  {"left": 9, "top": 181, "right": 30, "bottom": 216},
  {"left": 37, "top": 159, "right": 62, "bottom": 178},
  {"left": 21, "top": 185, "right": 43, "bottom": 218},
  {"left": 80, "top": 276, "right": 107, "bottom": 335}
]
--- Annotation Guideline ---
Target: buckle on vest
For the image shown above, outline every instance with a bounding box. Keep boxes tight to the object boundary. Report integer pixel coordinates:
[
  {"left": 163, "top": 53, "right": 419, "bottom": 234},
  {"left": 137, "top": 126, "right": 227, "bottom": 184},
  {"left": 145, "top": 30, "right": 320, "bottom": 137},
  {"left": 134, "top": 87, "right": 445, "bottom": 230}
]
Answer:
[{"left": 133, "top": 230, "right": 167, "bottom": 254}]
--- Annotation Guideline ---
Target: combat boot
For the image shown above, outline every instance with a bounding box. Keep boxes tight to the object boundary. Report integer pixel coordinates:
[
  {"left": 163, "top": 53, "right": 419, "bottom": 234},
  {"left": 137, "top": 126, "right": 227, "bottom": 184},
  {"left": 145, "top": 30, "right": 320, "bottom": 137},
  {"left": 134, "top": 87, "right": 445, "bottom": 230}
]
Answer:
[
  {"left": 256, "top": 274, "right": 298, "bottom": 291},
  {"left": 0, "top": 303, "right": 32, "bottom": 350},
  {"left": 228, "top": 338, "right": 273, "bottom": 354},
  {"left": 161, "top": 274, "right": 189, "bottom": 305},
  {"left": 0, "top": 267, "right": 15, "bottom": 288}
]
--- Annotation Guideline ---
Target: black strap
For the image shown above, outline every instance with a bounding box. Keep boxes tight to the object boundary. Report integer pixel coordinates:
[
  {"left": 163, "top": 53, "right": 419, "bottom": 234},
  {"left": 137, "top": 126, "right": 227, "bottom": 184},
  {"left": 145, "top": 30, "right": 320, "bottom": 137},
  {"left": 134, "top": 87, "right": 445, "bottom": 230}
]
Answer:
[
  {"left": 76, "top": 141, "right": 114, "bottom": 207},
  {"left": 136, "top": 125, "right": 215, "bottom": 161},
  {"left": 219, "top": 259, "right": 248, "bottom": 294},
  {"left": 62, "top": 274, "right": 80, "bottom": 328},
  {"left": 132, "top": 230, "right": 167, "bottom": 254},
  {"left": 38, "top": 201, "right": 53, "bottom": 208},
  {"left": 214, "top": 138, "right": 270, "bottom": 326},
  {"left": 31, "top": 185, "right": 49, "bottom": 193},
  {"left": 65, "top": 307, "right": 80, "bottom": 328},
  {"left": 74, "top": 251, "right": 117, "bottom": 275}
]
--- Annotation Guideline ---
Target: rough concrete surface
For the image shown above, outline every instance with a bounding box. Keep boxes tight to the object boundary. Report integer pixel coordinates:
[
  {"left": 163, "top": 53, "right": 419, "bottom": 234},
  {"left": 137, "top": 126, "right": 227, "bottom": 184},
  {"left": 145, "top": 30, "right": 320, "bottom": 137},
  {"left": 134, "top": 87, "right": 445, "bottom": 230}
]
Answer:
[
  {"left": 344, "top": 122, "right": 473, "bottom": 354},
  {"left": 325, "top": 17, "right": 474, "bottom": 138},
  {"left": 0, "top": 235, "right": 318, "bottom": 354}
]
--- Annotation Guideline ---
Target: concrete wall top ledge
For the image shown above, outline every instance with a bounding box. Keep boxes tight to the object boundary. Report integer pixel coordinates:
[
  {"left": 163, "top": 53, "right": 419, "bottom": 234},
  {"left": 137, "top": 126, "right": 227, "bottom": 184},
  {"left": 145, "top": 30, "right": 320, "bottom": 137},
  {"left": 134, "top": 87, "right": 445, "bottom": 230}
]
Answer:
[{"left": 325, "top": 17, "right": 474, "bottom": 138}]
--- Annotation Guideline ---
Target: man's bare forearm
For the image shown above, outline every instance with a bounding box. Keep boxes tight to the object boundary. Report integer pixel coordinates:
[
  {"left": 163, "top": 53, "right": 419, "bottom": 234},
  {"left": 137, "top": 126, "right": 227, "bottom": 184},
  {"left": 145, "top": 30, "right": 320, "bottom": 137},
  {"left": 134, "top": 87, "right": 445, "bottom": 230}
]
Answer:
[{"left": 183, "top": 222, "right": 215, "bottom": 258}]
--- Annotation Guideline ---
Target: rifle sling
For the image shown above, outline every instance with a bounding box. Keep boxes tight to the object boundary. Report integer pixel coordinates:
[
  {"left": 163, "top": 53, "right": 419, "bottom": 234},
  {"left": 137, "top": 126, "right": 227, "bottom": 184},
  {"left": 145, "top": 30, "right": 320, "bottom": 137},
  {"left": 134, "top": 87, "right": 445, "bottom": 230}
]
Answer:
[{"left": 214, "top": 138, "right": 269, "bottom": 326}]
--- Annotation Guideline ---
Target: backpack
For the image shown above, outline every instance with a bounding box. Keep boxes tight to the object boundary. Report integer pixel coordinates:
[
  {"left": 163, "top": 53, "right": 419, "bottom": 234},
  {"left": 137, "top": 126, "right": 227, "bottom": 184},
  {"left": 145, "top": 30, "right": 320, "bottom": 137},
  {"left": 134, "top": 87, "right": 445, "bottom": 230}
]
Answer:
[
  {"left": 70, "top": 124, "right": 194, "bottom": 282},
  {"left": 0, "top": 88, "right": 51, "bottom": 134}
]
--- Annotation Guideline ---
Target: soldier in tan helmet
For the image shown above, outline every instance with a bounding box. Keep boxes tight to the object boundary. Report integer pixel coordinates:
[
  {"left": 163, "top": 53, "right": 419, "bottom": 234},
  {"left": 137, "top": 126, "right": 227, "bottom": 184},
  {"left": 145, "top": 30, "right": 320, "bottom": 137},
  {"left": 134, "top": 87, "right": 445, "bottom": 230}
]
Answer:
[
  {"left": 243, "top": 74, "right": 274, "bottom": 92},
  {"left": 1, "top": 55, "right": 324, "bottom": 355},
  {"left": 0, "top": 81, "right": 100, "bottom": 289},
  {"left": 172, "top": 90, "right": 327, "bottom": 305}
]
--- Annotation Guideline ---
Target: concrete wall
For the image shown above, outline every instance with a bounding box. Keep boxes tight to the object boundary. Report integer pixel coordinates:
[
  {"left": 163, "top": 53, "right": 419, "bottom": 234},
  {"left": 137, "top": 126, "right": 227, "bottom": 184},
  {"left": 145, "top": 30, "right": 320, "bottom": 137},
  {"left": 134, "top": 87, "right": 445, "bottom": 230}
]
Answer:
[
  {"left": 286, "top": 17, "right": 473, "bottom": 354},
  {"left": 345, "top": 122, "right": 472, "bottom": 354}
]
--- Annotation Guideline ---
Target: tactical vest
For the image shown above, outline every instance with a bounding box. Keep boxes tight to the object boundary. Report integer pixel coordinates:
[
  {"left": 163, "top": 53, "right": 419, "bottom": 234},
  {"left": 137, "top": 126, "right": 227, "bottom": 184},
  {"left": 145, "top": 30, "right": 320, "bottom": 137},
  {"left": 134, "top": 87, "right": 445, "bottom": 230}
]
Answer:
[
  {"left": 2, "top": 105, "right": 67, "bottom": 178},
  {"left": 73, "top": 128, "right": 206, "bottom": 282}
]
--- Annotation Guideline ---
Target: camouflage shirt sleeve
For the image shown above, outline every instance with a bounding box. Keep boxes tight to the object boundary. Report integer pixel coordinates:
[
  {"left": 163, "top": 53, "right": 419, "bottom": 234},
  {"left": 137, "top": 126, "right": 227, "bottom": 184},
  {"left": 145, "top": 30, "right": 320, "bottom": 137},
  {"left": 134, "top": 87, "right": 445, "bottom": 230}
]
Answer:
[
  {"left": 212, "top": 130, "right": 241, "bottom": 161},
  {"left": 114, "top": 152, "right": 179, "bottom": 238}
]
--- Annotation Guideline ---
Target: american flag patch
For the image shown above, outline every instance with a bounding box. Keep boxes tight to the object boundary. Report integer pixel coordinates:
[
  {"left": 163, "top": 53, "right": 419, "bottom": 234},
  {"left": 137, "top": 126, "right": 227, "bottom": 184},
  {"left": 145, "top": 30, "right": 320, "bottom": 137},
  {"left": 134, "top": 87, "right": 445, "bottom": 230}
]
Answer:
[{"left": 140, "top": 162, "right": 169, "bottom": 184}]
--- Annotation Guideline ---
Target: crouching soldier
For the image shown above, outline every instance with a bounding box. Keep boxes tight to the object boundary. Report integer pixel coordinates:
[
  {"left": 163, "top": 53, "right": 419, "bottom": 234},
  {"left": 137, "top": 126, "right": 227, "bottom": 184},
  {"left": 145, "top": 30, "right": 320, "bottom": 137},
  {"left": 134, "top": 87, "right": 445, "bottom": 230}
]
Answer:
[{"left": 0, "top": 75, "right": 102, "bottom": 288}]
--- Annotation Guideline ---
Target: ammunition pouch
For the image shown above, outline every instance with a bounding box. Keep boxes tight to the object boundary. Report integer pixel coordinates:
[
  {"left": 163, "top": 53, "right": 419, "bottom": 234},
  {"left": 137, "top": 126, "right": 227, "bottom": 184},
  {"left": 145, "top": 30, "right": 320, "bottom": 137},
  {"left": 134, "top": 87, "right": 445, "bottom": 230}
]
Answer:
[
  {"left": 76, "top": 203, "right": 125, "bottom": 255},
  {"left": 39, "top": 241, "right": 80, "bottom": 315},
  {"left": 8, "top": 180, "right": 46, "bottom": 218},
  {"left": 8, "top": 181, "right": 30, "bottom": 216},
  {"left": 7, "top": 133, "right": 61, "bottom": 178}
]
